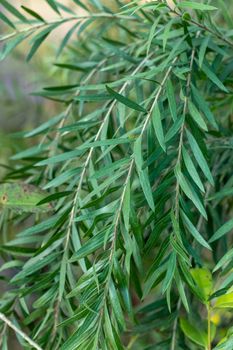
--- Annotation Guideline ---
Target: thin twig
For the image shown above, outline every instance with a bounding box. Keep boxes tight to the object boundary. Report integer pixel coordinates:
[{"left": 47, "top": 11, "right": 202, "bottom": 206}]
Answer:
[
  {"left": 0, "top": 312, "right": 43, "bottom": 350},
  {"left": 165, "top": 4, "right": 233, "bottom": 48},
  {"left": 95, "top": 55, "right": 179, "bottom": 344},
  {"left": 141, "top": 56, "right": 178, "bottom": 134},
  {"left": 174, "top": 34, "right": 198, "bottom": 218},
  {"left": 0, "top": 13, "right": 138, "bottom": 43},
  {"left": 171, "top": 36, "right": 199, "bottom": 350}
]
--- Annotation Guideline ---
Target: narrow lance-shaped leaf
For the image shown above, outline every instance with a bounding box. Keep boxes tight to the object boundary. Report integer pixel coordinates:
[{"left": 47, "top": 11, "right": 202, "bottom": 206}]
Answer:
[
  {"left": 199, "top": 35, "right": 210, "bottom": 68},
  {"left": 166, "top": 79, "right": 177, "bottom": 121},
  {"left": 191, "top": 84, "right": 218, "bottom": 129},
  {"left": 213, "top": 248, "right": 233, "bottom": 272},
  {"left": 188, "top": 100, "right": 208, "bottom": 131},
  {"left": 200, "top": 60, "right": 228, "bottom": 93},
  {"left": 46, "top": 0, "right": 61, "bottom": 15},
  {"left": 182, "top": 146, "right": 205, "bottom": 192},
  {"left": 209, "top": 218, "right": 233, "bottom": 242},
  {"left": 0, "top": 11, "right": 16, "bottom": 29},
  {"left": 174, "top": 164, "right": 207, "bottom": 219},
  {"left": 21, "top": 5, "right": 45, "bottom": 22},
  {"left": 0, "top": 0, "right": 28, "bottom": 22},
  {"left": 134, "top": 136, "right": 155, "bottom": 211},
  {"left": 152, "top": 102, "right": 166, "bottom": 152},
  {"left": 162, "top": 251, "right": 176, "bottom": 293},
  {"left": 178, "top": 1, "right": 217, "bottom": 11},
  {"left": 106, "top": 85, "right": 147, "bottom": 112},
  {"left": 186, "top": 129, "right": 214, "bottom": 186},
  {"left": 27, "top": 32, "right": 50, "bottom": 61},
  {"left": 181, "top": 210, "right": 211, "bottom": 250}
]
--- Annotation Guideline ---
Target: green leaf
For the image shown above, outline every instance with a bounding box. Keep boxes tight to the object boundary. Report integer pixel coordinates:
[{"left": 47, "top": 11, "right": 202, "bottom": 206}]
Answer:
[
  {"left": 147, "top": 16, "right": 160, "bottom": 55},
  {"left": 190, "top": 268, "right": 213, "bottom": 302},
  {"left": 36, "top": 191, "right": 72, "bottom": 206},
  {"left": 186, "top": 129, "right": 214, "bottom": 186},
  {"left": 209, "top": 218, "right": 233, "bottom": 242},
  {"left": 0, "top": 11, "right": 16, "bottom": 29},
  {"left": 0, "top": 0, "right": 28, "bottom": 22},
  {"left": 46, "top": 0, "right": 61, "bottom": 15},
  {"left": 27, "top": 32, "right": 50, "bottom": 61},
  {"left": 178, "top": 1, "right": 217, "bottom": 11},
  {"left": 0, "top": 33, "right": 30, "bottom": 61},
  {"left": 91, "top": 158, "right": 130, "bottom": 179},
  {"left": 182, "top": 146, "right": 205, "bottom": 193},
  {"left": 134, "top": 136, "right": 155, "bottom": 211},
  {"left": 106, "top": 85, "right": 146, "bottom": 113},
  {"left": 175, "top": 270, "right": 189, "bottom": 312},
  {"left": 181, "top": 210, "right": 211, "bottom": 250},
  {"left": 25, "top": 112, "right": 65, "bottom": 137},
  {"left": 0, "top": 183, "right": 53, "bottom": 213},
  {"left": 213, "top": 248, "right": 233, "bottom": 272},
  {"left": 57, "top": 22, "right": 80, "bottom": 57},
  {"left": 166, "top": 79, "right": 177, "bottom": 121},
  {"left": 174, "top": 165, "right": 207, "bottom": 219},
  {"left": 180, "top": 318, "right": 207, "bottom": 348},
  {"left": 162, "top": 252, "right": 176, "bottom": 293},
  {"left": 43, "top": 168, "right": 81, "bottom": 189},
  {"left": 36, "top": 149, "right": 83, "bottom": 166},
  {"left": 200, "top": 61, "right": 228, "bottom": 93},
  {"left": 188, "top": 100, "right": 208, "bottom": 131},
  {"left": 199, "top": 35, "right": 210, "bottom": 68},
  {"left": 152, "top": 102, "right": 166, "bottom": 152},
  {"left": 191, "top": 84, "right": 218, "bottom": 129},
  {"left": 21, "top": 6, "right": 45, "bottom": 22},
  {"left": 214, "top": 293, "right": 233, "bottom": 309},
  {"left": 69, "top": 228, "right": 112, "bottom": 261}
]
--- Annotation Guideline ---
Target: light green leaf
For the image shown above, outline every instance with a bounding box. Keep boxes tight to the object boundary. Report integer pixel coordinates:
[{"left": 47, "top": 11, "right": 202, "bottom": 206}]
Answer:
[
  {"left": 25, "top": 112, "right": 65, "bottom": 137},
  {"left": 0, "top": 183, "right": 53, "bottom": 213},
  {"left": 180, "top": 318, "right": 207, "bottom": 348},
  {"left": 178, "top": 1, "right": 217, "bottom": 11},
  {"left": 190, "top": 268, "right": 213, "bottom": 303},
  {"left": 214, "top": 293, "right": 233, "bottom": 309}
]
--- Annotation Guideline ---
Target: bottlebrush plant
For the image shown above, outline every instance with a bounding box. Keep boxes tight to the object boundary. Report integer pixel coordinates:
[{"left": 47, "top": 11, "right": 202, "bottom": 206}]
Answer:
[{"left": 0, "top": 1, "right": 233, "bottom": 349}]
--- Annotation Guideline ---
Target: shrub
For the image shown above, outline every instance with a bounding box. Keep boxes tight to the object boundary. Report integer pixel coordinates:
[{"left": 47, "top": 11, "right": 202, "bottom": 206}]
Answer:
[{"left": 0, "top": 1, "right": 233, "bottom": 349}]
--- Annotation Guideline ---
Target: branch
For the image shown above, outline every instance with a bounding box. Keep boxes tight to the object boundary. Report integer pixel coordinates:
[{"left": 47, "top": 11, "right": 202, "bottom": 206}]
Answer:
[
  {"left": 0, "top": 13, "right": 139, "bottom": 43},
  {"left": 171, "top": 36, "right": 199, "bottom": 350},
  {"left": 0, "top": 312, "right": 43, "bottom": 350},
  {"left": 174, "top": 34, "right": 198, "bottom": 218},
  {"left": 166, "top": 4, "right": 233, "bottom": 48}
]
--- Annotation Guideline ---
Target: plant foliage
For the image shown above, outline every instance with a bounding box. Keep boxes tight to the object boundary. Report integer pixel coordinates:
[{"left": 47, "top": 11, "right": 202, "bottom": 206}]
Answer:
[{"left": 0, "top": 1, "right": 233, "bottom": 349}]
